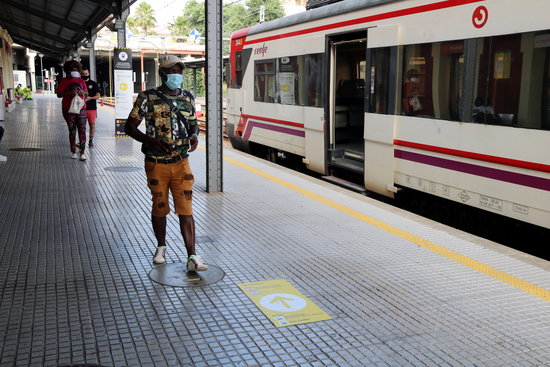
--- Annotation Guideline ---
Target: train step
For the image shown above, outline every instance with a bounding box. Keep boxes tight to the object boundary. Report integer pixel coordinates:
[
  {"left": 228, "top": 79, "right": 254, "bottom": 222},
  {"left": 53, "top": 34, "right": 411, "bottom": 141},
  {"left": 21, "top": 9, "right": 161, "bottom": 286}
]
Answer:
[
  {"left": 321, "top": 175, "right": 367, "bottom": 194},
  {"left": 329, "top": 157, "right": 364, "bottom": 173}
]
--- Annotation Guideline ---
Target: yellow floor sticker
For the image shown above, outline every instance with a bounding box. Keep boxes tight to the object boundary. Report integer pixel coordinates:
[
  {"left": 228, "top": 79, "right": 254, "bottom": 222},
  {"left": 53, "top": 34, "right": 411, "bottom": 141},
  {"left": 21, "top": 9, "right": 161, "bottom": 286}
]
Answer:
[{"left": 237, "top": 279, "right": 332, "bottom": 327}]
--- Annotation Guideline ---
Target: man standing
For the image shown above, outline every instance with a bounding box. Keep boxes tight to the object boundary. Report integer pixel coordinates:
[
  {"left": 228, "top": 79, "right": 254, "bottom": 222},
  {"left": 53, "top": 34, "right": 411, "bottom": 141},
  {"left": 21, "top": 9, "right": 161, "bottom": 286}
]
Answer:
[
  {"left": 125, "top": 55, "right": 207, "bottom": 271},
  {"left": 81, "top": 68, "right": 101, "bottom": 147}
]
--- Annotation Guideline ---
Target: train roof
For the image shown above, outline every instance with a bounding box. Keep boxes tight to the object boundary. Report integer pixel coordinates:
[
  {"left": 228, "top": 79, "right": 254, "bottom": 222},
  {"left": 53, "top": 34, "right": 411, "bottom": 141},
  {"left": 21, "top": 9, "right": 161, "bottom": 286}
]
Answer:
[{"left": 247, "top": 0, "right": 403, "bottom": 36}]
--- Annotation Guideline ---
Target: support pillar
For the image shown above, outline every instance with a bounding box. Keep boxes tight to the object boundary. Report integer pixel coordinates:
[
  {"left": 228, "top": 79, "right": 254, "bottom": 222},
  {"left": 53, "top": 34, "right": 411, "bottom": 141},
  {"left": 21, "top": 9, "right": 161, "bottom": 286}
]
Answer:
[
  {"left": 88, "top": 34, "right": 97, "bottom": 80},
  {"left": 115, "top": 9, "right": 129, "bottom": 48},
  {"left": 205, "top": 0, "right": 223, "bottom": 192}
]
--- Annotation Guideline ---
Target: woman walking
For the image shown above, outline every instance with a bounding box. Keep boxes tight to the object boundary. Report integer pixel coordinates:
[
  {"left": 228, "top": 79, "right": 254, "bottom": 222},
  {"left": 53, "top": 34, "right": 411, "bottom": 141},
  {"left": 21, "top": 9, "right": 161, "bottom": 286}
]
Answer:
[{"left": 56, "top": 60, "right": 88, "bottom": 161}]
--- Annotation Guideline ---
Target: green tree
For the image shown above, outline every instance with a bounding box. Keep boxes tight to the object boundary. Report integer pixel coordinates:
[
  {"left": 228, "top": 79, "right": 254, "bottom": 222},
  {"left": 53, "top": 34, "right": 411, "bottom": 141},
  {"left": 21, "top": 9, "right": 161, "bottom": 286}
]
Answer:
[
  {"left": 127, "top": 2, "right": 157, "bottom": 36},
  {"left": 245, "top": 0, "right": 285, "bottom": 25},
  {"left": 169, "top": 0, "right": 205, "bottom": 40}
]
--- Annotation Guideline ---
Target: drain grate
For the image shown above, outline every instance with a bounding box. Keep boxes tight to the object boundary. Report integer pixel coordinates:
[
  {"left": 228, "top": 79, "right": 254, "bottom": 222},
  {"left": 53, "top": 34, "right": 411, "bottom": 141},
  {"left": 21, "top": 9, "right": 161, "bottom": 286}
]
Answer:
[
  {"left": 10, "top": 147, "right": 44, "bottom": 152},
  {"left": 149, "top": 263, "right": 225, "bottom": 287},
  {"left": 104, "top": 166, "right": 141, "bottom": 172}
]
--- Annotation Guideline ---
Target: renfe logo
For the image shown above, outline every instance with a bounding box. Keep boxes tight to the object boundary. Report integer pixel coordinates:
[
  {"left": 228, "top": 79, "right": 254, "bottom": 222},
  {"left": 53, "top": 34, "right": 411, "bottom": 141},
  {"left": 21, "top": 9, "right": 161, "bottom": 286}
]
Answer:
[
  {"left": 254, "top": 43, "right": 268, "bottom": 57},
  {"left": 472, "top": 6, "right": 488, "bottom": 29}
]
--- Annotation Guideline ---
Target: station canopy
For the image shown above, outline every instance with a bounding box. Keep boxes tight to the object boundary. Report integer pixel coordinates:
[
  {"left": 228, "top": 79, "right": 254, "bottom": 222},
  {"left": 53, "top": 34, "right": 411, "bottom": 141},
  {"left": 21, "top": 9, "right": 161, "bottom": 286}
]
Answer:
[{"left": 0, "top": 0, "right": 134, "bottom": 58}]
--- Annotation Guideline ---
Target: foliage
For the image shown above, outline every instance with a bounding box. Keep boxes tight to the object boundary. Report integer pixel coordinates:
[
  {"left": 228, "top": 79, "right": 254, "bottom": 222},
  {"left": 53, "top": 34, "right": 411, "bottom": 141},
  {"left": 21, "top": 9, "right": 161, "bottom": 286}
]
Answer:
[
  {"left": 182, "top": 68, "right": 205, "bottom": 97},
  {"left": 171, "top": 0, "right": 286, "bottom": 97},
  {"left": 169, "top": 0, "right": 205, "bottom": 40},
  {"left": 244, "top": 0, "right": 285, "bottom": 25},
  {"left": 170, "top": 0, "right": 285, "bottom": 42},
  {"left": 127, "top": 2, "right": 157, "bottom": 36}
]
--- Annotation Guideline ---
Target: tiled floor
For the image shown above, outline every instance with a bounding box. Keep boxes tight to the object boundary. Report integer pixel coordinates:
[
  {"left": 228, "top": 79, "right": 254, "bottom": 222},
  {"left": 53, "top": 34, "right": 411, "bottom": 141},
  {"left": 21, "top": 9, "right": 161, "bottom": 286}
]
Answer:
[{"left": 1, "top": 95, "right": 550, "bottom": 367}]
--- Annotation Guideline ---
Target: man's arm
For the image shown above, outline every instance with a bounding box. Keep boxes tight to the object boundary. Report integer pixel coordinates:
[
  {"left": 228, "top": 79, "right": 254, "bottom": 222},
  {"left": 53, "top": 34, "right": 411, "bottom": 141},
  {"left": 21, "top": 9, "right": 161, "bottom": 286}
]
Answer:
[{"left": 125, "top": 116, "right": 172, "bottom": 155}]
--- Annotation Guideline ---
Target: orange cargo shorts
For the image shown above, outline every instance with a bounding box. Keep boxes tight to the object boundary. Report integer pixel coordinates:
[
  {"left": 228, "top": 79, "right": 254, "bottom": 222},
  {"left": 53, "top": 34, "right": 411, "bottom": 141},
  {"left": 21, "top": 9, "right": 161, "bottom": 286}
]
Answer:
[{"left": 145, "top": 157, "right": 194, "bottom": 217}]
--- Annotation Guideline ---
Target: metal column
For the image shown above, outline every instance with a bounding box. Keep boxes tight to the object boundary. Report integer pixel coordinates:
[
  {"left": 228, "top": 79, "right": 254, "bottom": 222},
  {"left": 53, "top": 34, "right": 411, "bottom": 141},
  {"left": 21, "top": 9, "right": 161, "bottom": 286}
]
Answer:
[
  {"left": 88, "top": 34, "right": 97, "bottom": 80},
  {"left": 116, "top": 9, "right": 129, "bottom": 48},
  {"left": 205, "top": 0, "right": 223, "bottom": 192}
]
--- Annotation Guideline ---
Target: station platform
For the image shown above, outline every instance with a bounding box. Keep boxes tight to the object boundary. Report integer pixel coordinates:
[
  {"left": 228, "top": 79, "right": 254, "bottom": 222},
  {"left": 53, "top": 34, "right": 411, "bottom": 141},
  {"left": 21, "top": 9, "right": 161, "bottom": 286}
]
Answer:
[{"left": 2, "top": 95, "right": 550, "bottom": 367}]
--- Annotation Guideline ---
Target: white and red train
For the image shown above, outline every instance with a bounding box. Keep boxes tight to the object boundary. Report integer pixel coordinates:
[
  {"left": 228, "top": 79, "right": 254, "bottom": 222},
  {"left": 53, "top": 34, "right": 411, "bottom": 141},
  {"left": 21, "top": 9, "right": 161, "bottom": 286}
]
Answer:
[{"left": 226, "top": 0, "right": 550, "bottom": 230}]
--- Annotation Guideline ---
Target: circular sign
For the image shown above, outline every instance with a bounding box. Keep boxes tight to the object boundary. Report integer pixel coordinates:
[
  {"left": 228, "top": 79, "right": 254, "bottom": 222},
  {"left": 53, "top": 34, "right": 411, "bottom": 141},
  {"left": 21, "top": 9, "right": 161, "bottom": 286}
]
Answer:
[
  {"left": 120, "top": 82, "right": 128, "bottom": 91},
  {"left": 472, "top": 6, "right": 488, "bottom": 29},
  {"left": 119, "top": 51, "right": 128, "bottom": 61},
  {"left": 260, "top": 293, "right": 307, "bottom": 312}
]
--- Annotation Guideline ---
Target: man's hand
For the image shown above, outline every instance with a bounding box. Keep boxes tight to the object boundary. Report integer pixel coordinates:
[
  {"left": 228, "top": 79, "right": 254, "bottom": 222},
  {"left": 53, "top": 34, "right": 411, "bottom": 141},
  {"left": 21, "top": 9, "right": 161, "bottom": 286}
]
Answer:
[{"left": 188, "top": 134, "right": 199, "bottom": 152}]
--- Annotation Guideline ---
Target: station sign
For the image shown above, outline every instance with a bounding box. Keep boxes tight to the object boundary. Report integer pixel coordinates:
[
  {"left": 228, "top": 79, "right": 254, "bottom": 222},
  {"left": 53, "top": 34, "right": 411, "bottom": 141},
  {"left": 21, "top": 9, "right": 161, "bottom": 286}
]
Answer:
[
  {"left": 237, "top": 279, "right": 332, "bottom": 327},
  {"left": 113, "top": 48, "right": 133, "bottom": 136}
]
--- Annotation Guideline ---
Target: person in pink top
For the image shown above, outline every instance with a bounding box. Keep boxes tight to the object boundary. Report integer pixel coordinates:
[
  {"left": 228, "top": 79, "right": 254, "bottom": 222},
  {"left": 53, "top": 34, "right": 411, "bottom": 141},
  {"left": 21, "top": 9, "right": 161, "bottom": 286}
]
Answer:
[{"left": 56, "top": 60, "right": 89, "bottom": 161}]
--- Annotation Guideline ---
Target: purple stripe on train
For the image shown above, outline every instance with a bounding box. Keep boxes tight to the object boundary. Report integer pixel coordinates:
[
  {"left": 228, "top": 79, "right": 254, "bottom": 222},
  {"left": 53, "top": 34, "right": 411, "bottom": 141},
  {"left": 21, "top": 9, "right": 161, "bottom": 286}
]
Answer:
[
  {"left": 243, "top": 120, "right": 305, "bottom": 141},
  {"left": 395, "top": 149, "right": 550, "bottom": 192}
]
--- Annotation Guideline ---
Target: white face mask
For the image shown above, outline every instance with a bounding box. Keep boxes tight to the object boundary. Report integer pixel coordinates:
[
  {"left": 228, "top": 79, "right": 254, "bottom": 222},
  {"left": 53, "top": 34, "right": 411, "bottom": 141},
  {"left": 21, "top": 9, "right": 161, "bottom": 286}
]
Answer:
[
  {"left": 70, "top": 71, "right": 80, "bottom": 78},
  {"left": 410, "top": 77, "right": 418, "bottom": 83}
]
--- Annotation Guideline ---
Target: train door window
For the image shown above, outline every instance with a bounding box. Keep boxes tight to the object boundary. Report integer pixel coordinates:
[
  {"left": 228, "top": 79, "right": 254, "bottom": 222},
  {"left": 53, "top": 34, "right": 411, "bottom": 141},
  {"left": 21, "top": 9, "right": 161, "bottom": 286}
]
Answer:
[
  {"left": 434, "top": 41, "right": 464, "bottom": 121},
  {"left": 368, "top": 47, "right": 391, "bottom": 114},
  {"left": 305, "top": 53, "right": 323, "bottom": 107},
  {"left": 402, "top": 44, "right": 434, "bottom": 117},
  {"left": 254, "top": 60, "right": 276, "bottom": 103},
  {"left": 515, "top": 30, "right": 550, "bottom": 130},
  {"left": 234, "top": 51, "right": 243, "bottom": 87},
  {"left": 542, "top": 34, "right": 550, "bottom": 130},
  {"left": 278, "top": 56, "right": 300, "bottom": 105}
]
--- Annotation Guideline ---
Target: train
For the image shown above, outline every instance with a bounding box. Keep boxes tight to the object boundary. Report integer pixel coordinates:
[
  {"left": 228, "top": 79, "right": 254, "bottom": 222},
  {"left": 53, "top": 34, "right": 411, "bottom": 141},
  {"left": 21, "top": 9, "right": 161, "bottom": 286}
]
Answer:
[{"left": 225, "top": 0, "right": 550, "bottom": 230}]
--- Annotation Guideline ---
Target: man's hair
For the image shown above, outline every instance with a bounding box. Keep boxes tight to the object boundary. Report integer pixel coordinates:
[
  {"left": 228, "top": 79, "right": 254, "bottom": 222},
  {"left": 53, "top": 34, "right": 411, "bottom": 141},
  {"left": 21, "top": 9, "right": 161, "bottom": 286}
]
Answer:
[{"left": 63, "top": 60, "right": 82, "bottom": 73}]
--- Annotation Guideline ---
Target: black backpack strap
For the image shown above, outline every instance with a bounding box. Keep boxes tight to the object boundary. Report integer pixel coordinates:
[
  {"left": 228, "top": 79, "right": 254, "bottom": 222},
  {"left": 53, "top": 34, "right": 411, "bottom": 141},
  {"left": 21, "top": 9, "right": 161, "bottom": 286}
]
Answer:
[{"left": 153, "top": 88, "right": 190, "bottom": 137}]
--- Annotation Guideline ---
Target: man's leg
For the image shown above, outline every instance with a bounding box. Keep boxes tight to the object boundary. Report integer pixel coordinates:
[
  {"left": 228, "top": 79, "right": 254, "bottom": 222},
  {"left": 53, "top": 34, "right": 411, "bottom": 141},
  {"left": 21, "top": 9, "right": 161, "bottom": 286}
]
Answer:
[
  {"left": 172, "top": 158, "right": 207, "bottom": 271},
  {"left": 87, "top": 110, "right": 96, "bottom": 147},
  {"left": 178, "top": 214, "right": 195, "bottom": 257},
  {"left": 152, "top": 215, "right": 167, "bottom": 246},
  {"left": 146, "top": 160, "right": 171, "bottom": 264}
]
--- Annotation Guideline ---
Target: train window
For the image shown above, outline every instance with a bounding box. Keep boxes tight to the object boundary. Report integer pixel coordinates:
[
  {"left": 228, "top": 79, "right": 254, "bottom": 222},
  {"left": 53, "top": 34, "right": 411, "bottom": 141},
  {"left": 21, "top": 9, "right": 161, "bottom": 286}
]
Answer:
[
  {"left": 254, "top": 60, "right": 276, "bottom": 102},
  {"left": 305, "top": 54, "right": 323, "bottom": 107},
  {"left": 402, "top": 44, "right": 434, "bottom": 117},
  {"left": 473, "top": 31, "right": 550, "bottom": 130},
  {"left": 369, "top": 47, "right": 391, "bottom": 114},
  {"left": 402, "top": 41, "right": 464, "bottom": 121}
]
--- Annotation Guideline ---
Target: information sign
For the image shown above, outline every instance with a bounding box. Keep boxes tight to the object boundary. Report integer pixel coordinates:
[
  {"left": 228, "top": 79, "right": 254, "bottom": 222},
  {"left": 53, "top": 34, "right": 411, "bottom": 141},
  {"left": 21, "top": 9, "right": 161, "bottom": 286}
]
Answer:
[{"left": 237, "top": 279, "right": 332, "bottom": 327}]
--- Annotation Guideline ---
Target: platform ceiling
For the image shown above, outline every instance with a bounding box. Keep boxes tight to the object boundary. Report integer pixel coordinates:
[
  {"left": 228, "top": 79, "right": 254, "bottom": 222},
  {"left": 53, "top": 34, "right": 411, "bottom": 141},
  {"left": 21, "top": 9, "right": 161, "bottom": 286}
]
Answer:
[{"left": 0, "top": 0, "right": 134, "bottom": 58}]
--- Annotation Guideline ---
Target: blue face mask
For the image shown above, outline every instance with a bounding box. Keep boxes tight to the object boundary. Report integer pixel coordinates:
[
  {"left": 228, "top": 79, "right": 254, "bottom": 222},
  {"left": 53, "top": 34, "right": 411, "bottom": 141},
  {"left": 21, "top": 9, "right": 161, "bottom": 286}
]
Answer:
[{"left": 165, "top": 73, "right": 183, "bottom": 90}]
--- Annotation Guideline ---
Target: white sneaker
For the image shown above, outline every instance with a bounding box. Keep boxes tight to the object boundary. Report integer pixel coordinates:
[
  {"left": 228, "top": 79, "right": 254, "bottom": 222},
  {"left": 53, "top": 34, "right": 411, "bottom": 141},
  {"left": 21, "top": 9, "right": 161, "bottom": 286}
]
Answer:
[
  {"left": 187, "top": 255, "right": 208, "bottom": 272},
  {"left": 71, "top": 152, "right": 78, "bottom": 159},
  {"left": 153, "top": 246, "right": 167, "bottom": 264},
  {"left": 79, "top": 152, "right": 87, "bottom": 161}
]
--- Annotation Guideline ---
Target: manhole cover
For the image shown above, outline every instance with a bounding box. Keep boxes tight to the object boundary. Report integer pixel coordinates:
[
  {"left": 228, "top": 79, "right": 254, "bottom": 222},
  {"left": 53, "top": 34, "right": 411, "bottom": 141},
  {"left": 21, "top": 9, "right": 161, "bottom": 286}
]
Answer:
[
  {"left": 149, "top": 263, "right": 225, "bottom": 287},
  {"left": 104, "top": 166, "right": 141, "bottom": 172},
  {"left": 10, "top": 148, "right": 44, "bottom": 152}
]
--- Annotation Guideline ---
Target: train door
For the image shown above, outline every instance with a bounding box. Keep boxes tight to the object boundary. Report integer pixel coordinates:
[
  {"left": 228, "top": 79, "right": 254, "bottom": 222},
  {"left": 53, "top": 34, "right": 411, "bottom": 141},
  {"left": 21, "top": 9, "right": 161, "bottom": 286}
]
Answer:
[{"left": 327, "top": 33, "right": 367, "bottom": 176}]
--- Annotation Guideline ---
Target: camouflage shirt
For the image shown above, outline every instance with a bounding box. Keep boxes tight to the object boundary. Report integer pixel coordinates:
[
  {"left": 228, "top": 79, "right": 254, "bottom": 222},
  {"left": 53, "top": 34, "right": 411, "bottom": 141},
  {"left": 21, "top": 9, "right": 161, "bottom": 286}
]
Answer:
[{"left": 129, "top": 87, "right": 197, "bottom": 159}]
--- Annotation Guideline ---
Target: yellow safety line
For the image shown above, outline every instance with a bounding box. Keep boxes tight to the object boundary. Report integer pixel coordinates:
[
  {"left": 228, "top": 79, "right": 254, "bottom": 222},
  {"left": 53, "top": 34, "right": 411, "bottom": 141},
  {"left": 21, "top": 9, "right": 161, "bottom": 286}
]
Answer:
[
  {"left": 222, "top": 154, "right": 550, "bottom": 303},
  {"left": 99, "top": 105, "right": 114, "bottom": 113}
]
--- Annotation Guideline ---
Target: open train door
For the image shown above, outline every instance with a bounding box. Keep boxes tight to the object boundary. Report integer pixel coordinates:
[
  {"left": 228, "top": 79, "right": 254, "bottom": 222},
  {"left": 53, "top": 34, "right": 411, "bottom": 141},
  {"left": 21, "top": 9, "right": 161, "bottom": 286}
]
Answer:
[{"left": 326, "top": 32, "right": 367, "bottom": 179}]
